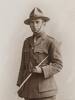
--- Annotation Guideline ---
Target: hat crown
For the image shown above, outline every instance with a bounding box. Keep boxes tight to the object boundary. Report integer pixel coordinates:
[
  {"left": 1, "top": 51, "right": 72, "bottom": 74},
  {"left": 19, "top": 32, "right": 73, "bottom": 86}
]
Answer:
[{"left": 30, "top": 7, "right": 44, "bottom": 18}]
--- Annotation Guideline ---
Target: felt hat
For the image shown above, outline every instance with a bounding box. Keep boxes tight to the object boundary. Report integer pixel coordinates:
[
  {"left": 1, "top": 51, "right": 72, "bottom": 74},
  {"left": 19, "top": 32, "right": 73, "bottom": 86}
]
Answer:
[{"left": 24, "top": 7, "right": 50, "bottom": 25}]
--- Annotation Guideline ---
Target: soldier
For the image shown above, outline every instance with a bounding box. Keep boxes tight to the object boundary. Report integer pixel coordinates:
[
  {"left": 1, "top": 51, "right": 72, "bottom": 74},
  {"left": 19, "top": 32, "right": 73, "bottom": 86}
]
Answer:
[{"left": 17, "top": 7, "right": 63, "bottom": 100}]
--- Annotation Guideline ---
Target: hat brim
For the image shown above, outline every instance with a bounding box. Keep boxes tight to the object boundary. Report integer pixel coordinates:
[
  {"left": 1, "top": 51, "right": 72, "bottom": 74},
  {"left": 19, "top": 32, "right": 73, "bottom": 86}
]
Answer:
[{"left": 24, "top": 16, "right": 50, "bottom": 25}]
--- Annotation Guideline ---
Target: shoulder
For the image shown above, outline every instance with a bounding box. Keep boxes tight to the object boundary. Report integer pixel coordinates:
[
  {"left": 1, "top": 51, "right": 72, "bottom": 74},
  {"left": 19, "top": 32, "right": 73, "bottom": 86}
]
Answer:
[
  {"left": 46, "top": 34, "right": 57, "bottom": 44},
  {"left": 47, "top": 35, "right": 55, "bottom": 41},
  {"left": 47, "top": 34, "right": 61, "bottom": 49},
  {"left": 23, "top": 35, "right": 33, "bottom": 44}
]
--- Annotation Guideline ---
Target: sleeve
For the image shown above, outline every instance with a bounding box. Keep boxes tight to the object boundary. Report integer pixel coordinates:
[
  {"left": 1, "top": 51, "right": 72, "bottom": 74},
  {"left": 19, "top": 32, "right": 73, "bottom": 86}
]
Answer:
[
  {"left": 17, "top": 41, "right": 26, "bottom": 87},
  {"left": 42, "top": 40, "right": 63, "bottom": 79}
]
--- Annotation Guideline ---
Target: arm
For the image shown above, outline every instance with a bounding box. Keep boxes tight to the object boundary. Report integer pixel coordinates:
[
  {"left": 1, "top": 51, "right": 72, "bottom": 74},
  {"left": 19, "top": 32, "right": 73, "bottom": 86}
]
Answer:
[
  {"left": 42, "top": 40, "right": 63, "bottom": 79},
  {"left": 17, "top": 41, "right": 26, "bottom": 87}
]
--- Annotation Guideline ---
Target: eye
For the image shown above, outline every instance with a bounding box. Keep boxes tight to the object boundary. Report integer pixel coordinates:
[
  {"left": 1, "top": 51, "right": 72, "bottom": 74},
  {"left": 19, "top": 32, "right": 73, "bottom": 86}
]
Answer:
[
  {"left": 31, "top": 21, "right": 34, "bottom": 24},
  {"left": 36, "top": 21, "right": 39, "bottom": 24}
]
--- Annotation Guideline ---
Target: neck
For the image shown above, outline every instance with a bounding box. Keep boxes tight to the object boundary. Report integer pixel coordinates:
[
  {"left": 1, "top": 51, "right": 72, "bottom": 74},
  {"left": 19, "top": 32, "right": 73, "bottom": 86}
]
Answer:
[{"left": 33, "top": 31, "right": 47, "bottom": 40}]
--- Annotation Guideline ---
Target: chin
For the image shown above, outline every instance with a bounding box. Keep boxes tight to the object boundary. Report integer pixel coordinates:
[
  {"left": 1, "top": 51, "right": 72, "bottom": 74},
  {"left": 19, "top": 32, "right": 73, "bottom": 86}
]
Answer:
[{"left": 33, "top": 30, "right": 38, "bottom": 33}]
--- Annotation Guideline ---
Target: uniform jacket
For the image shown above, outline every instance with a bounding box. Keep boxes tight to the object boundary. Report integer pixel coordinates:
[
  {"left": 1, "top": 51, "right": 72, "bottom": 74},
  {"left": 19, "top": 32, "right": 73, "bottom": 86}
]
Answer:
[{"left": 17, "top": 34, "right": 63, "bottom": 98}]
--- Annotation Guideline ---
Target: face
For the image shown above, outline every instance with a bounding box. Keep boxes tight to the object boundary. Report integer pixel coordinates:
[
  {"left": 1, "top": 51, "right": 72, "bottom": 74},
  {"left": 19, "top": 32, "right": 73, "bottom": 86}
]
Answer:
[{"left": 30, "top": 18, "right": 45, "bottom": 34}]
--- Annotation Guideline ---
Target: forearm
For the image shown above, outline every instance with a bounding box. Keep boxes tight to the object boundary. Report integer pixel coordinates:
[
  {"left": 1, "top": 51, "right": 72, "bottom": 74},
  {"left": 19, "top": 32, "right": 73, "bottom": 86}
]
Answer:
[{"left": 42, "top": 60, "right": 63, "bottom": 79}]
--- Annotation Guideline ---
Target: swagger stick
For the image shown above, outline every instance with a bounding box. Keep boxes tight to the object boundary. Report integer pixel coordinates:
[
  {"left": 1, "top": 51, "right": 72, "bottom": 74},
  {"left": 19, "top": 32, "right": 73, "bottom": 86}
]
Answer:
[{"left": 18, "top": 56, "right": 48, "bottom": 91}]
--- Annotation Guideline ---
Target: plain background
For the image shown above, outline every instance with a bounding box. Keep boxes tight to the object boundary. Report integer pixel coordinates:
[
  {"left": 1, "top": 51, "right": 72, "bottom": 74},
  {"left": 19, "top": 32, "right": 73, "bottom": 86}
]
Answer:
[{"left": 0, "top": 0, "right": 75, "bottom": 100}]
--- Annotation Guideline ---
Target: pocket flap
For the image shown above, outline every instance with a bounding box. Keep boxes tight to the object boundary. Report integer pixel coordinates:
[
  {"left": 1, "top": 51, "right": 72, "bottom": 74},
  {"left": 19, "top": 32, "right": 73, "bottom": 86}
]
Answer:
[{"left": 34, "top": 47, "right": 48, "bottom": 54}]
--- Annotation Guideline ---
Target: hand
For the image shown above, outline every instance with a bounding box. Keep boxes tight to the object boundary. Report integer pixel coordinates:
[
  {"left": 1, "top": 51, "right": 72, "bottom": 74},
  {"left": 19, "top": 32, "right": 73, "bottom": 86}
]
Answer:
[{"left": 32, "top": 66, "right": 42, "bottom": 74}]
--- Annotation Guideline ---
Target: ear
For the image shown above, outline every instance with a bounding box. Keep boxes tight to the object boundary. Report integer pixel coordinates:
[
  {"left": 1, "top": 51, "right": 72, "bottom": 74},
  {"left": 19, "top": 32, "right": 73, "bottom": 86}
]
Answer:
[{"left": 43, "top": 21, "right": 46, "bottom": 26}]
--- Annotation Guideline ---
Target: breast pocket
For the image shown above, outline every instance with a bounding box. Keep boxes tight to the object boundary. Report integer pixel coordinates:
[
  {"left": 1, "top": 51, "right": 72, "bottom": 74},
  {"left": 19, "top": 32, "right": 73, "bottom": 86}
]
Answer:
[
  {"left": 34, "top": 46, "right": 48, "bottom": 55},
  {"left": 33, "top": 46, "right": 49, "bottom": 65}
]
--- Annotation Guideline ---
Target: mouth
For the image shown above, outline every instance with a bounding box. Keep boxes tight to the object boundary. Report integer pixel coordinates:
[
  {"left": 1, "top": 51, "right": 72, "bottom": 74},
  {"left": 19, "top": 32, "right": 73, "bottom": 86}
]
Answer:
[{"left": 32, "top": 28, "right": 37, "bottom": 32}]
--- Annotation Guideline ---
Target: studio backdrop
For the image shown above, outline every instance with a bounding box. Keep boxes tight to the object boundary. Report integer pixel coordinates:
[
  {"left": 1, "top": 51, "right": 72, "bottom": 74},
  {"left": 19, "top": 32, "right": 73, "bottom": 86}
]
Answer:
[{"left": 0, "top": 0, "right": 75, "bottom": 100}]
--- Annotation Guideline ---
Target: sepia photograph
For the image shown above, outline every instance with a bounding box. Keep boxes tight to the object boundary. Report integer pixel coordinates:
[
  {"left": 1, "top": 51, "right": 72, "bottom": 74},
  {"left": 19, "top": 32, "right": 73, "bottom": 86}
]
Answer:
[{"left": 0, "top": 0, "right": 74, "bottom": 100}]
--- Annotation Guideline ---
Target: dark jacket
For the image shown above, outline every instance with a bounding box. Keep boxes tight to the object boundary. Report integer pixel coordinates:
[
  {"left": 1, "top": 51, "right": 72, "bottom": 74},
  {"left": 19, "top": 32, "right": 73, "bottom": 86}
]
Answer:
[{"left": 17, "top": 34, "right": 63, "bottom": 98}]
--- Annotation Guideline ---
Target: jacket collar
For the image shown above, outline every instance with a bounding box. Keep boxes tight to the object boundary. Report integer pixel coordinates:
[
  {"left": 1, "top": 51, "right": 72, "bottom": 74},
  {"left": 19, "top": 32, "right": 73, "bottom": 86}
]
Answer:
[{"left": 29, "top": 33, "right": 47, "bottom": 47}]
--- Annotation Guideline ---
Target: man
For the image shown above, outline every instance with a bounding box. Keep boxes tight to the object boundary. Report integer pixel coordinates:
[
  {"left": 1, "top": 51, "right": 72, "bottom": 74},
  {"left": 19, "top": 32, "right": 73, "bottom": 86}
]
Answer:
[{"left": 17, "top": 7, "right": 63, "bottom": 100}]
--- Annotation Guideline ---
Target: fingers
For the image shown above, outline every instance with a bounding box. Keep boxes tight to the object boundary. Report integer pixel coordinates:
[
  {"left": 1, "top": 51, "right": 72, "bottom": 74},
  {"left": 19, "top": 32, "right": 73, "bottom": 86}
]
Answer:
[
  {"left": 32, "top": 68, "right": 37, "bottom": 73},
  {"left": 32, "top": 66, "right": 42, "bottom": 73}
]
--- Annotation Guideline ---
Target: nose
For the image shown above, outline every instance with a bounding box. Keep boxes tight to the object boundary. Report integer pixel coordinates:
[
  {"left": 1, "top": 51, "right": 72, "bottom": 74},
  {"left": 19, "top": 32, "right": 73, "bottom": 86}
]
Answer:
[{"left": 33, "top": 22, "right": 37, "bottom": 27}]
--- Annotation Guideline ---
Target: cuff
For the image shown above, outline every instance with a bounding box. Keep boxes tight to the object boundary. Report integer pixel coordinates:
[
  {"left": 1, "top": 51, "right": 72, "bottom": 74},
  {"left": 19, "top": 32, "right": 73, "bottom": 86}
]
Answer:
[{"left": 42, "top": 65, "right": 51, "bottom": 79}]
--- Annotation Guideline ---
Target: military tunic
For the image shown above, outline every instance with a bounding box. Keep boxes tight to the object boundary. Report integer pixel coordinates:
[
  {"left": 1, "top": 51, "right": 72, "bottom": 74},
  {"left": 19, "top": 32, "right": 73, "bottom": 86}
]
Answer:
[{"left": 17, "top": 34, "right": 63, "bottom": 99}]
